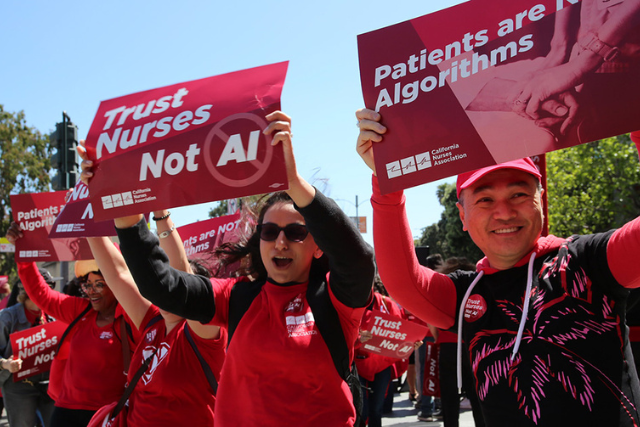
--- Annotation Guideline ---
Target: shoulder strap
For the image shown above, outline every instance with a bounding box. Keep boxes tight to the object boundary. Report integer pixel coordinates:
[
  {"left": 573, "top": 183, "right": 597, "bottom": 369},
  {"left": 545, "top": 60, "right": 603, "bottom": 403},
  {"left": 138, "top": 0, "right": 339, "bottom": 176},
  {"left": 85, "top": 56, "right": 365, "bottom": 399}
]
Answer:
[
  {"left": 306, "top": 278, "right": 351, "bottom": 380},
  {"left": 56, "top": 303, "right": 92, "bottom": 355},
  {"left": 111, "top": 347, "right": 157, "bottom": 419},
  {"left": 120, "top": 317, "right": 131, "bottom": 376},
  {"left": 184, "top": 323, "right": 218, "bottom": 394},
  {"left": 227, "top": 280, "right": 264, "bottom": 346},
  {"left": 109, "top": 313, "right": 173, "bottom": 421}
]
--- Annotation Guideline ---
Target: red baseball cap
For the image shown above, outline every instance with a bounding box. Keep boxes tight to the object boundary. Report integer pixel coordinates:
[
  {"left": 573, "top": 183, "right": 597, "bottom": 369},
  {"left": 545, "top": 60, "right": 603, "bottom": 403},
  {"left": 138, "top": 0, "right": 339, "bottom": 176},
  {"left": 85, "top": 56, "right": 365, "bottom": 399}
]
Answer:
[{"left": 456, "top": 158, "right": 541, "bottom": 199}]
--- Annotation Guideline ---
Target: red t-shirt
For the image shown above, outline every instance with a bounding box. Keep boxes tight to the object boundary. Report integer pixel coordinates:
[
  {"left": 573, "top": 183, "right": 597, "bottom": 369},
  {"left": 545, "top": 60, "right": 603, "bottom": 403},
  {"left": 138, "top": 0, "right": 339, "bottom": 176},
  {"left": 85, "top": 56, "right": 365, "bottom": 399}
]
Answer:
[
  {"left": 18, "top": 262, "right": 136, "bottom": 410},
  {"left": 126, "top": 306, "right": 226, "bottom": 427},
  {"left": 208, "top": 277, "right": 365, "bottom": 427}
]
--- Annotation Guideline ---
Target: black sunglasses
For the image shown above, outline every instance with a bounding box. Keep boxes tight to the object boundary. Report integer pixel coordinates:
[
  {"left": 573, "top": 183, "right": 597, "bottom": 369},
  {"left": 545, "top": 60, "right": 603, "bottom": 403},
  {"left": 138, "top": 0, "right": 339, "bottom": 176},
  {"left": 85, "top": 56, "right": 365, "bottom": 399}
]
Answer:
[{"left": 258, "top": 223, "right": 309, "bottom": 242}]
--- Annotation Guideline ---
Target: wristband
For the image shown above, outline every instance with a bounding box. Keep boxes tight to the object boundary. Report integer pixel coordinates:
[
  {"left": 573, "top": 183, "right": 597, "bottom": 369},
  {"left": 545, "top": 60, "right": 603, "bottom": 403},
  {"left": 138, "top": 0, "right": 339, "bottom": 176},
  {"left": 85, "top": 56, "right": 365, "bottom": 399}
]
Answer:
[
  {"left": 152, "top": 211, "right": 171, "bottom": 221},
  {"left": 158, "top": 225, "right": 176, "bottom": 239},
  {"left": 579, "top": 31, "right": 620, "bottom": 62}
]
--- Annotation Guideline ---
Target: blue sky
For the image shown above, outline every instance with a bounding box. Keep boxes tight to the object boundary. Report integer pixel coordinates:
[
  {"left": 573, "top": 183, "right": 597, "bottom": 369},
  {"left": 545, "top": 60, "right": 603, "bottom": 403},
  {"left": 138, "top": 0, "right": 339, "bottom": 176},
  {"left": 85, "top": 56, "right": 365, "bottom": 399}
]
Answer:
[{"left": 1, "top": 0, "right": 465, "bottom": 246}]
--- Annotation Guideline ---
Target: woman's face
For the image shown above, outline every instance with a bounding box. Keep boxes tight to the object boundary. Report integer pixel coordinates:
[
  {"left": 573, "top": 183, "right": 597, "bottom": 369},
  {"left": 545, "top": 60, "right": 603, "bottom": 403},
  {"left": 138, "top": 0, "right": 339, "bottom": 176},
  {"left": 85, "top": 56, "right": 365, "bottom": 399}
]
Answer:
[
  {"left": 259, "top": 202, "right": 321, "bottom": 284},
  {"left": 82, "top": 272, "right": 117, "bottom": 313}
]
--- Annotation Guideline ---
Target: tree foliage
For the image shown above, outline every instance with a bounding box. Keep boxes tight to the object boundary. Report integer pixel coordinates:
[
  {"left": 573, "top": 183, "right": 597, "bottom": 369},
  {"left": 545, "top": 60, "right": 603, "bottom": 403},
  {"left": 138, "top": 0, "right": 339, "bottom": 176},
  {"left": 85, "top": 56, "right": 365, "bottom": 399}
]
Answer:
[
  {"left": 0, "top": 105, "right": 53, "bottom": 279},
  {"left": 546, "top": 134, "right": 640, "bottom": 236},
  {"left": 415, "top": 182, "right": 484, "bottom": 263},
  {"left": 208, "top": 195, "right": 265, "bottom": 218}
]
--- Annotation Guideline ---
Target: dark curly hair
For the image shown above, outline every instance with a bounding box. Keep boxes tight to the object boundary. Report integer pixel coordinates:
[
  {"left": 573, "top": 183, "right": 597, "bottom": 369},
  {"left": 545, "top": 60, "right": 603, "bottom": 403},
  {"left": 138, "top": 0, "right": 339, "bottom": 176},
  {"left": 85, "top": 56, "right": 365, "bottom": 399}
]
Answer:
[{"left": 212, "top": 192, "right": 329, "bottom": 282}]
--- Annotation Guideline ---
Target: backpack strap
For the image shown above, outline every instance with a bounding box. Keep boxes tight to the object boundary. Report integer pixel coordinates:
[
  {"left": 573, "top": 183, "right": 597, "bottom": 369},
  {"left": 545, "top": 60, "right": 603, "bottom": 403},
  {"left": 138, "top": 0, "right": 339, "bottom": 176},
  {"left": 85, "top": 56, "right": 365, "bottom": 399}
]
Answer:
[
  {"left": 306, "top": 277, "right": 363, "bottom": 424},
  {"left": 306, "top": 278, "right": 351, "bottom": 379},
  {"left": 184, "top": 323, "right": 218, "bottom": 395},
  {"left": 56, "top": 303, "right": 92, "bottom": 355},
  {"left": 227, "top": 280, "right": 264, "bottom": 346}
]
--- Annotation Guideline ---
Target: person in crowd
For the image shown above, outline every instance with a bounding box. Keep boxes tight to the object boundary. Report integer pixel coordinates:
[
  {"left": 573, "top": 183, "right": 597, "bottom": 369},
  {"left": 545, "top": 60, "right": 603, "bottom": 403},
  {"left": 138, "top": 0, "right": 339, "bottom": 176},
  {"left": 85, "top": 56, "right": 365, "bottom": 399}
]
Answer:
[
  {"left": 435, "top": 257, "right": 485, "bottom": 427},
  {"left": 356, "top": 277, "right": 406, "bottom": 427},
  {"left": 0, "top": 279, "right": 11, "bottom": 310},
  {"left": 4, "top": 228, "right": 138, "bottom": 427},
  {"left": 418, "top": 254, "right": 443, "bottom": 422},
  {"left": 84, "top": 209, "right": 225, "bottom": 427},
  {"left": 356, "top": 108, "right": 640, "bottom": 426},
  {"left": 78, "top": 110, "right": 376, "bottom": 427},
  {"left": 0, "top": 274, "right": 55, "bottom": 427}
]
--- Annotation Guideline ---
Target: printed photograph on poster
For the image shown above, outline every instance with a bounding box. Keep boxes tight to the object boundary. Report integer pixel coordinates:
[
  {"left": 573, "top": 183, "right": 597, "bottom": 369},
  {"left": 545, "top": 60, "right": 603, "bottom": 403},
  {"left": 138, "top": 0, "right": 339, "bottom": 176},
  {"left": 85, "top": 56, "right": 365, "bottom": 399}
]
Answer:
[
  {"left": 84, "top": 62, "right": 290, "bottom": 221},
  {"left": 358, "top": 0, "right": 640, "bottom": 194},
  {"left": 175, "top": 212, "right": 242, "bottom": 275},
  {"left": 360, "top": 310, "right": 429, "bottom": 359},
  {"left": 10, "top": 321, "right": 66, "bottom": 381},
  {"left": 10, "top": 191, "right": 93, "bottom": 262}
]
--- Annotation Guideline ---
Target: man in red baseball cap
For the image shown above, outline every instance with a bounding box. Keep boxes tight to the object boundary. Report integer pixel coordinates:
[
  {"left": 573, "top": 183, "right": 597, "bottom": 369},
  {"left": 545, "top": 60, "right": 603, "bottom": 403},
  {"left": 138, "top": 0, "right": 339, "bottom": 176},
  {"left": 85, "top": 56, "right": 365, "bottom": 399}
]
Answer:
[{"left": 356, "top": 107, "right": 640, "bottom": 426}]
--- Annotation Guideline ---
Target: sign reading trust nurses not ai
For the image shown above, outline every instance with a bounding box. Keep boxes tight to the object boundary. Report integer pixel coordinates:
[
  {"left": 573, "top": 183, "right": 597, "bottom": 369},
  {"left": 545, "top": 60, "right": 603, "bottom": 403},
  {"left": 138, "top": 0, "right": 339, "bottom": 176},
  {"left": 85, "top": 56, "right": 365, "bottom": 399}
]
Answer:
[
  {"left": 358, "top": 0, "right": 640, "bottom": 194},
  {"left": 85, "top": 62, "right": 289, "bottom": 222}
]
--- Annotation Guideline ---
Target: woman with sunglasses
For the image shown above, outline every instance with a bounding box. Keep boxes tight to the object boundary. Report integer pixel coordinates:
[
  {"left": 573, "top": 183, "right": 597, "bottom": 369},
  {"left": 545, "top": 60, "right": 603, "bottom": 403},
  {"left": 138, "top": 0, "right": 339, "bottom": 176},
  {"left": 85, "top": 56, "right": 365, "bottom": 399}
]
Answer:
[
  {"left": 4, "top": 225, "right": 137, "bottom": 427},
  {"left": 79, "top": 111, "right": 376, "bottom": 426}
]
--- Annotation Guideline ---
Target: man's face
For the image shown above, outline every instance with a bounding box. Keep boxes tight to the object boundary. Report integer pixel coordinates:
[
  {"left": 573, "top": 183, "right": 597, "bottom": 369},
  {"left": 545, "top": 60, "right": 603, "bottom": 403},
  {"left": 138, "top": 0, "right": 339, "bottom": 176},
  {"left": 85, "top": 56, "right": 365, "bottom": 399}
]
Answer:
[{"left": 457, "top": 169, "right": 544, "bottom": 270}]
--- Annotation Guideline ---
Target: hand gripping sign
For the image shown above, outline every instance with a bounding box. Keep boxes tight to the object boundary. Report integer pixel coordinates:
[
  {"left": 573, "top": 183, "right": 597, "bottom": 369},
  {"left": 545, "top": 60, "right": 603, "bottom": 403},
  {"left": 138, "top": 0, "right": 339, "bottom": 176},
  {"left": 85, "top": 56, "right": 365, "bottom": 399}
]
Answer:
[
  {"left": 85, "top": 62, "right": 289, "bottom": 221},
  {"left": 10, "top": 191, "right": 93, "bottom": 262},
  {"left": 10, "top": 321, "right": 66, "bottom": 381},
  {"left": 358, "top": 0, "right": 640, "bottom": 194},
  {"left": 360, "top": 310, "right": 429, "bottom": 359}
]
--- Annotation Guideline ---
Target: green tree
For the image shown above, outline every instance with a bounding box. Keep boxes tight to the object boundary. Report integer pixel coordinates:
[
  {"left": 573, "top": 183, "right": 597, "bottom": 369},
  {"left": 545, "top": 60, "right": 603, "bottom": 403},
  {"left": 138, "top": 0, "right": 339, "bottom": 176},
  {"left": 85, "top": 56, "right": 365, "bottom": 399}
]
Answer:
[
  {"left": 0, "top": 105, "right": 53, "bottom": 280},
  {"left": 416, "top": 182, "right": 484, "bottom": 263},
  {"left": 208, "top": 195, "right": 265, "bottom": 218},
  {"left": 547, "top": 135, "right": 640, "bottom": 236}
]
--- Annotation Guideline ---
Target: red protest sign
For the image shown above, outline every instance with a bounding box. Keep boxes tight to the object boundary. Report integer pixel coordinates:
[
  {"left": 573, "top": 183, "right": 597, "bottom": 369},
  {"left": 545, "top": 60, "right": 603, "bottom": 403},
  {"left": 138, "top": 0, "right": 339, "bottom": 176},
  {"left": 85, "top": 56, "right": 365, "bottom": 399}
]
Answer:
[
  {"left": 11, "top": 192, "right": 93, "bottom": 262},
  {"left": 49, "top": 182, "right": 149, "bottom": 238},
  {"left": 49, "top": 182, "right": 116, "bottom": 237},
  {"left": 360, "top": 310, "right": 429, "bottom": 359},
  {"left": 10, "top": 321, "right": 66, "bottom": 381},
  {"left": 85, "top": 62, "right": 289, "bottom": 221},
  {"left": 176, "top": 212, "right": 242, "bottom": 273},
  {"left": 358, "top": 0, "right": 640, "bottom": 194}
]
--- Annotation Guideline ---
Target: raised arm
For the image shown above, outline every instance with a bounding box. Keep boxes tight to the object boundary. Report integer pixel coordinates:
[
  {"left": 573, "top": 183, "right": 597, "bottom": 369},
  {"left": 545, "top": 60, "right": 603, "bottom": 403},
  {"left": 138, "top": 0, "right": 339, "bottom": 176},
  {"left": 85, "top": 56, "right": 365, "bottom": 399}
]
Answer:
[
  {"left": 356, "top": 109, "right": 458, "bottom": 329},
  {"left": 265, "top": 111, "right": 375, "bottom": 307},
  {"left": 6, "top": 222, "right": 87, "bottom": 322},
  {"left": 77, "top": 140, "right": 216, "bottom": 324},
  {"left": 86, "top": 237, "right": 151, "bottom": 329},
  {"left": 153, "top": 209, "right": 220, "bottom": 339},
  {"left": 607, "top": 131, "right": 640, "bottom": 289}
]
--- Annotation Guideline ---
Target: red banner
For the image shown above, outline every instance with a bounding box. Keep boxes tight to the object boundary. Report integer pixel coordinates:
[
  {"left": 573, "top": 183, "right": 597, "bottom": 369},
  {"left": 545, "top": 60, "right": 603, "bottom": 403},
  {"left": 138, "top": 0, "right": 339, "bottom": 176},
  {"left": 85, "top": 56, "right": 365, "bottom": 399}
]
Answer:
[
  {"left": 11, "top": 192, "right": 93, "bottom": 262},
  {"left": 360, "top": 310, "right": 429, "bottom": 359},
  {"left": 358, "top": 0, "right": 640, "bottom": 193},
  {"left": 176, "top": 213, "right": 242, "bottom": 272},
  {"left": 422, "top": 341, "right": 440, "bottom": 397},
  {"left": 49, "top": 182, "right": 149, "bottom": 238},
  {"left": 85, "top": 62, "right": 289, "bottom": 221},
  {"left": 10, "top": 321, "right": 66, "bottom": 381}
]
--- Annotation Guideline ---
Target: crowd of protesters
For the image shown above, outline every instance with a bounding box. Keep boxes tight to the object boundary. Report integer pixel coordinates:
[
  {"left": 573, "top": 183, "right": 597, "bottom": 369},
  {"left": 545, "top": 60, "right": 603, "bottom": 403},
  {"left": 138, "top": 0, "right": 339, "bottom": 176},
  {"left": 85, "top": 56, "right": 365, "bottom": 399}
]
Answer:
[{"left": 0, "top": 99, "right": 638, "bottom": 427}]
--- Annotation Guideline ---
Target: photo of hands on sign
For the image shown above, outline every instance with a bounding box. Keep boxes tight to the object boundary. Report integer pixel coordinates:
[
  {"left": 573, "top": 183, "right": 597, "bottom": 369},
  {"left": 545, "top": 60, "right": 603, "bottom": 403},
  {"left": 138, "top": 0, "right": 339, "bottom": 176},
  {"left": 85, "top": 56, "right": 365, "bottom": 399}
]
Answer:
[{"left": 505, "top": 0, "right": 640, "bottom": 140}]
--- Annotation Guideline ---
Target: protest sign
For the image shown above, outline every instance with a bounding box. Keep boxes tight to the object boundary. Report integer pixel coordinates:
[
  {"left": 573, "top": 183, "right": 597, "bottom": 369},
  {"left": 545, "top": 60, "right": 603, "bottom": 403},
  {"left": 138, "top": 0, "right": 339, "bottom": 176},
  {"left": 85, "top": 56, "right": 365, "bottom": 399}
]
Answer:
[
  {"left": 0, "top": 238, "right": 13, "bottom": 253},
  {"left": 11, "top": 191, "right": 93, "bottom": 262},
  {"left": 360, "top": 310, "right": 429, "bottom": 359},
  {"left": 10, "top": 321, "right": 66, "bottom": 381},
  {"left": 85, "top": 62, "right": 289, "bottom": 221},
  {"left": 49, "top": 182, "right": 148, "bottom": 238},
  {"left": 358, "top": 0, "right": 640, "bottom": 194},
  {"left": 176, "top": 212, "right": 242, "bottom": 273}
]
